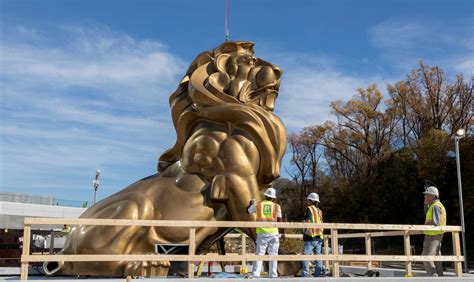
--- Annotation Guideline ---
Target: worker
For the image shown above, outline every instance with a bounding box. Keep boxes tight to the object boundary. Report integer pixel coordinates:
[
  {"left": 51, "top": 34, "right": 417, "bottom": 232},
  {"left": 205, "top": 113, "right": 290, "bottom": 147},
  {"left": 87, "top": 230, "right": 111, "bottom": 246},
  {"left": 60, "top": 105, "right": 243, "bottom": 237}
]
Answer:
[
  {"left": 61, "top": 224, "right": 71, "bottom": 237},
  {"left": 422, "top": 186, "right": 446, "bottom": 277},
  {"left": 247, "top": 187, "right": 283, "bottom": 278},
  {"left": 302, "top": 192, "right": 324, "bottom": 277}
]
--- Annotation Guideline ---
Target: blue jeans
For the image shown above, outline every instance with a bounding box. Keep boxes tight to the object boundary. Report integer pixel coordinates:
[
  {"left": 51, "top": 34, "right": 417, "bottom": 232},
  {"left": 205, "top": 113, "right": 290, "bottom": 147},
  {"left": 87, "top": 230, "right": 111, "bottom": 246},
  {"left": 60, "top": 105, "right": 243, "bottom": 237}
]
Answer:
[{"left": 302, "top": 238, "right": 323, "bottom": 277}]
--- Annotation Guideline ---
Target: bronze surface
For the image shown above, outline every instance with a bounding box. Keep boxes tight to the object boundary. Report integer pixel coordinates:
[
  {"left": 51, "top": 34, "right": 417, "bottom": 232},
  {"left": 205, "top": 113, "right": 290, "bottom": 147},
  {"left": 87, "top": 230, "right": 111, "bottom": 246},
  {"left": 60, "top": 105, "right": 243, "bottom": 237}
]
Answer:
[{"left": 44, "top": 41, "right": 286, "bottom": 277}]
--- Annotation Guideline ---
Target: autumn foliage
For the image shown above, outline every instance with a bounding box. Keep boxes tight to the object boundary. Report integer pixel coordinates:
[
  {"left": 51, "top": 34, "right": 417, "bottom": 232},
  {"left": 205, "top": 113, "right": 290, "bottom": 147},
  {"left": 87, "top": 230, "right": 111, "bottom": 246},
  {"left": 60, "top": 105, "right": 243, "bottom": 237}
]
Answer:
[{"left": 278, "top": 62, "right": 473, "bottom": 257}]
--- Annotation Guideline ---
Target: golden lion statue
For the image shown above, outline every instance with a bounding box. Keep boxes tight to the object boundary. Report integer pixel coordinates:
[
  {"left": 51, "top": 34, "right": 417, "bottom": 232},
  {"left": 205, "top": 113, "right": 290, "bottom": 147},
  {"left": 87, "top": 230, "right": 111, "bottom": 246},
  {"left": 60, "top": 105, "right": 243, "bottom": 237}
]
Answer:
[{"left": 44, "top": 41, "right": 286, "bottom": 277}]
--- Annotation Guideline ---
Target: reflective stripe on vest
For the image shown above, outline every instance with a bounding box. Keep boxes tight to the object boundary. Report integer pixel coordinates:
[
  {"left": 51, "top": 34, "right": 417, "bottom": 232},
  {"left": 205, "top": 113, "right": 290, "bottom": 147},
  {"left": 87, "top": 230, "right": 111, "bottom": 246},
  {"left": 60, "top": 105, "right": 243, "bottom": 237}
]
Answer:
[
  {"left": 424, "top": 201, "right": 446, "bottom": 236},
  {"left": 256, "top": 200, "right": 279, "bottom": 234},
  {"left": 305, "top": 205, "right": 323, "bottom": 237}
]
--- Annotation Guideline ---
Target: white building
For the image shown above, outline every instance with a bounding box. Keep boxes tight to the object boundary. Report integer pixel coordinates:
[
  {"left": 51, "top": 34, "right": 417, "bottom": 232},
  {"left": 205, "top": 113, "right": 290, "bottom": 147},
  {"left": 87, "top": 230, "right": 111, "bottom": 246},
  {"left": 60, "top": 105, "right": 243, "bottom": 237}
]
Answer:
[{"left": 0, "top": 192, "right": 86, "bottom": 230}]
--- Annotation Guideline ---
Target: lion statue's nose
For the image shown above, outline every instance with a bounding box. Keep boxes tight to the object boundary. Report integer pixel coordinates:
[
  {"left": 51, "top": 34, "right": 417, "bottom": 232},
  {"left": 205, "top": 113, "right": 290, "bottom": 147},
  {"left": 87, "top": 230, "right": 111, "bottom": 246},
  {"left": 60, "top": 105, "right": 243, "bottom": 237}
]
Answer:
[
  {"left": 256, "top": 66, "right": 278, "bottom": 88},
  {"left": 273, "top": 66, "right": 282, "bottom": 80}
]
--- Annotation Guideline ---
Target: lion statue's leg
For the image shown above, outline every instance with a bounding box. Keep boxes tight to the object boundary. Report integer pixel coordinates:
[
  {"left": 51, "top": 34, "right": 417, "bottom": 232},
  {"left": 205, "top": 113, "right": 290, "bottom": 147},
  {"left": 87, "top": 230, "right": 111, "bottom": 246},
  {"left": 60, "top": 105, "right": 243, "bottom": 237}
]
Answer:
[{"left": 44, "top": 190, "right": 169, "bottom": 277}]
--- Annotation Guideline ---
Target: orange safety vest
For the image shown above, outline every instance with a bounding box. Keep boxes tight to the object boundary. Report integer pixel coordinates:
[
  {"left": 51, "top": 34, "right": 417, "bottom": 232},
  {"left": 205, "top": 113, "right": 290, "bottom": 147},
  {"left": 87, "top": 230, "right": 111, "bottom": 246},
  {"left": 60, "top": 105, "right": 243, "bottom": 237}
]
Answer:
[
  {"left": 255, "top": 200, "right": 279, "bottom": 234},
  {"left": 305, "top": 205, "right": 323, "bottom": 237}
]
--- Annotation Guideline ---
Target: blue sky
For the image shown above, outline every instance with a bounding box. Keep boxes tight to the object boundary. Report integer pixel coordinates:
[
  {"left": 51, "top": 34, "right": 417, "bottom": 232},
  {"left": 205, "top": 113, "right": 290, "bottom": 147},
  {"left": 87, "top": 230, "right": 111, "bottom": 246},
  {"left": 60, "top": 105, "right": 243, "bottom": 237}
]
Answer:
[{"left": 1, "top": 0, "right": 472, "bottom": 203}]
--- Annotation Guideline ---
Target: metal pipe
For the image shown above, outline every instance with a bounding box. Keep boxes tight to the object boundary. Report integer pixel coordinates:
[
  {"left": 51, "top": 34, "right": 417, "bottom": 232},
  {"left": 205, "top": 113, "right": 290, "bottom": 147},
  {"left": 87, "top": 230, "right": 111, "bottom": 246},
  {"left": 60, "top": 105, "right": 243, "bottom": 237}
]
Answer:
[{"left": 455, "top": 137, "right": 468, "bottom": 273}]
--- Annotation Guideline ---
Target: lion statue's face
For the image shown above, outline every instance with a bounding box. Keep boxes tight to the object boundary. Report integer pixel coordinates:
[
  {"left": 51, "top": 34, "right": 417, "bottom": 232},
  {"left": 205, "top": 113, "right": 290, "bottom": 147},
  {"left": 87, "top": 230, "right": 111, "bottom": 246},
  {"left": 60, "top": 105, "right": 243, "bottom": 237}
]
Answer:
[
  {"left": 187, "top": 42, "right": 282, "bottom": 112},
  {"left": 207, "top": 53, "right": 282, "bottom": 111}
]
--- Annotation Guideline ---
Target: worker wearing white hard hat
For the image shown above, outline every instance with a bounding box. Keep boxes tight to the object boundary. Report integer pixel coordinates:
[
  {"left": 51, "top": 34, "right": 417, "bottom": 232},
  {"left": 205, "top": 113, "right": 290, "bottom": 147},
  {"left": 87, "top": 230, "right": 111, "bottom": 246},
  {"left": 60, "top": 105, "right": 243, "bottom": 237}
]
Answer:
[
  {"left": 302, "top": 192, "right": 324, "bottom": 277},
  {"left": 422, "top": 186, "right": 446, "bottom": 277},
  {"left": 264, "top": 187, "right": 277, "bottom": 198},
  {"left": 247, "top": 187, "right": 283, "bottom": 278}
]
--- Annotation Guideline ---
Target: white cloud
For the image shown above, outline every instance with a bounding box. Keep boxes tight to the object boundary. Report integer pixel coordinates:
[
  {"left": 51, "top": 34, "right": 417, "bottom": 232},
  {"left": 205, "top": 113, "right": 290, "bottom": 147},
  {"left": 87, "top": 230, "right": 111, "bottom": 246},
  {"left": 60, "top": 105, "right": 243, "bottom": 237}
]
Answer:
[
  {"left": 369, "top": 18, "right": 471, "bottom": 51},
  {"left": 1, "top": 25, "right": 185, "bottom": 105},
  {"left": 0, "top": 25, "right": 183, "bottom": 196},
  {"left": 368, "top": 18, "right": 473, "bottom": 77},
  {"left": 277, "top": 69, "right": 371, "bottom": 129},
  {"left": 268, "top": 53, "right": 385, "bottom": 130},
  {"left": 370, "top": 20, "right": 427, "bottom": 50},
  {"left": 451, "top": 57, "right": 473, "bottom": 77}
]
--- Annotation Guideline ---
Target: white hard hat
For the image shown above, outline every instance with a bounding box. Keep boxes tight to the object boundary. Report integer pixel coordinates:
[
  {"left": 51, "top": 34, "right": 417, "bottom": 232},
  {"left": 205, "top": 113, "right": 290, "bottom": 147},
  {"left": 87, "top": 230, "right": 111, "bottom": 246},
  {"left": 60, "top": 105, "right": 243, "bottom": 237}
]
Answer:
[
  {"left": 264, "top": 188, "right": 277, "bottom": 199},
  {"left": 307, "top": 192, "right": 320, "bottom": 202},
  {"left": 423, "top": 186, "right": 439, "bottom": 197}
]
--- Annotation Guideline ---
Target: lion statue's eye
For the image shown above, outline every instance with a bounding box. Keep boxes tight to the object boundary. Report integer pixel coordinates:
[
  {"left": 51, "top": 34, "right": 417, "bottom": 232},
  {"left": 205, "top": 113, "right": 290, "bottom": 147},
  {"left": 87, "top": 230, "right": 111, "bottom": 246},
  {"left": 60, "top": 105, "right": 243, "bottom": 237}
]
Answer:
[
  {"left": 236, "top": 57, "right": 247, "bottom": 64},
  {"left": 234, "top": 55, "right": 256, "bottom": 66}
]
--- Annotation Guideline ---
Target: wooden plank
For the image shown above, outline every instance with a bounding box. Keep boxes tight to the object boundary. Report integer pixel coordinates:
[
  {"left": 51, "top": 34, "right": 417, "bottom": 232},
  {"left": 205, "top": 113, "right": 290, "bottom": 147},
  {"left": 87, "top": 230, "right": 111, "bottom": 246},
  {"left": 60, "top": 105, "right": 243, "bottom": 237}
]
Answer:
[
  {"left": 194, "top": 255, "right": 462, "bottom": 262},
  {"left": 323, "top": 235, "right": 329, "bottom": 270},
  {"left": 241, "top": 233, "right": 246, "bottom": 268},
  {"left": 49, "top": 231, "right": 55, "bottom": 255},
  {"left": 274, "top": 234, "right": 302, "bottom": 239},
  {"left": 229, "top": 231, "right": 424, "bottom": 240},
  {"left": 403, "top": 231, "right": 412, "bottom": 277},
  {"left": 339, "top": 230, "right": 424, "bottom": 239},
  {"left": 225, "top": 234, "right": 244, "bottom": 238},
  {"left": 22, "top": 253, "right": 464, "bottom": 262},
  {"left": 331, "top": 229, "right": 339, "bottom": 277},
  {"left": 188, "top": 228, "right": 195, "bottom": 279},
  {"left": 23, "top": 218, "right": 462, "bottom": 232},
  {"left": 452, "top": 231, "right": 463, "bottom": 277},
  {"left": 365, "top": 233, "right": 372, "bottom": 270},
  {"left": 225, "top": 233, "right": 304, "bottom": 239},
  {"left": 20, "top": 225, "right": 31, "bottom": 281}
]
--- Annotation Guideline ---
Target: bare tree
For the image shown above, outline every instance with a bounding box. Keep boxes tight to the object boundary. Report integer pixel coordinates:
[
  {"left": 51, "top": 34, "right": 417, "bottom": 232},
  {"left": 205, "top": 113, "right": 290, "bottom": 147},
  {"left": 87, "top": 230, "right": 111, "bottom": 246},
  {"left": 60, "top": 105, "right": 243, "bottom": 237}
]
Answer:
[
  {"left": 325, "top": 84, "right": 396, "bottom": 178},
  {"left": 388, "top": 61, "right": 473, "bottom": 148}
]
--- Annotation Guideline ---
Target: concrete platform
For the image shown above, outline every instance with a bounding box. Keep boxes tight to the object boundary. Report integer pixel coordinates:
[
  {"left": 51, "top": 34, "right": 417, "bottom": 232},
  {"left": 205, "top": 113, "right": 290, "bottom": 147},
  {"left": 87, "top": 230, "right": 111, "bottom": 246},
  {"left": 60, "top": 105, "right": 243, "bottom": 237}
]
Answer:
[
  {"left": 2, "top": 266, "right": 473, "bottom": 281},
  {"left": 2, "top": 277, "right": 474, "bottom": 281}
]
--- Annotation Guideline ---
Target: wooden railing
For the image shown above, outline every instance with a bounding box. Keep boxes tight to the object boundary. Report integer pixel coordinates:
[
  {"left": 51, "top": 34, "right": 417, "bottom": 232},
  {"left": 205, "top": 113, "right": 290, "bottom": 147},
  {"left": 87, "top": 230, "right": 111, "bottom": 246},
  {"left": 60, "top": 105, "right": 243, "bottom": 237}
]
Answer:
[{"left": 20, "top": 218, "right": 464, "bottom": 280}]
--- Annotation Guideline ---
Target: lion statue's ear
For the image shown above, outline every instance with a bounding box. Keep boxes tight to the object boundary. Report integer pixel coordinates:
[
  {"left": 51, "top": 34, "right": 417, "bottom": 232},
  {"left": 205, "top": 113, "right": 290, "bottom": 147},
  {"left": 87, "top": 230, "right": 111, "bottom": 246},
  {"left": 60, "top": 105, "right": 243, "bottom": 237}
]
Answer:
[
  {"left": 207, "top": 53, "right": 232, "bottom": 95},
  {"left": 214, "top": 53, "right": 231, "bottom": 74}
]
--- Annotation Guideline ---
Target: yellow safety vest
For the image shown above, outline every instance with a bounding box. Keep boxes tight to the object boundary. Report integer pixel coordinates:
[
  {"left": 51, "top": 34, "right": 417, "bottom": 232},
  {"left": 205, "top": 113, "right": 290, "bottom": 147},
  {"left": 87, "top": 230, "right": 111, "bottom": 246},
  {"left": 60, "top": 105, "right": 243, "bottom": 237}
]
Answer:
[
  {"left": 61, "top": 226, "right": 71, "bottom": 236},
  {"left": 255, "top": 200, "right": 279, "bottom": 234},
  {"left": 424, "top": 201, "right": 446, "bottom": 236},
  {"left": 305, "top": 205, "right": 323, "bottom": 238}
]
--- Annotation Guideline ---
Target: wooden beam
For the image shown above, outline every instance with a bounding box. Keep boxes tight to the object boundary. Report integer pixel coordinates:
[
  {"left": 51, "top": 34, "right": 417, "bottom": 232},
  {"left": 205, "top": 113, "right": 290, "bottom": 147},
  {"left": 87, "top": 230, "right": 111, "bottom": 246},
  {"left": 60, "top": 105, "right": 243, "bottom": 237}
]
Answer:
[
  {"left": 23, "top": 218, "right": 462, "bottom": 232},
  {"left": 20, "top": 225, "right": 31, "bottom": 281},
  {"left": 331, "top": 229, "right": 340, "bottom": 277},
  {"left": 403, "top": 231, "right": 412, "bottom": 277},
  {"left": 365, "top": 233, "right": 372, "bottom": 271},
  {"left": 241, "top": 233, "right": 246, "bottom": 269},
  {"left": 225, "top": 233, "right": 305, "bottom": 239},
  {"left": 323, "top": 235, "right": 329, "bottom": 270},
  {"left": 339, "top": 230, "right": 424, "bottom": 239},
  {"left": 452, "top": 231, "right": 463, "bottom": 277},
  {"left": 22, "top": 253, "right": 464, "bottom": 262},
  {"left": 49, "top": 230, "right": 55, "bottom": 255},
  {"left": 188, "top": 228, "right": 195, "bottom": 279}
]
